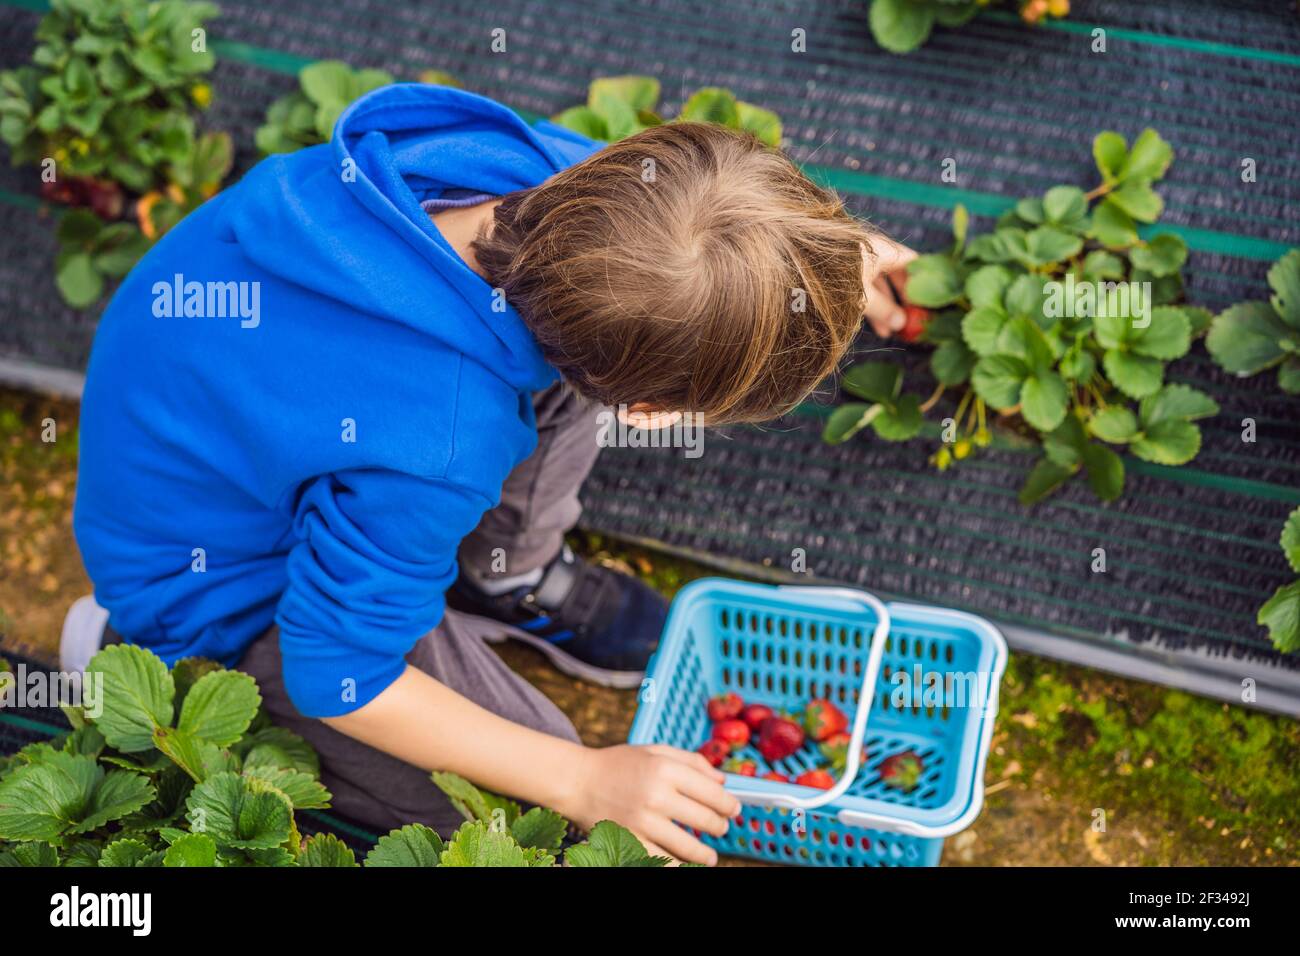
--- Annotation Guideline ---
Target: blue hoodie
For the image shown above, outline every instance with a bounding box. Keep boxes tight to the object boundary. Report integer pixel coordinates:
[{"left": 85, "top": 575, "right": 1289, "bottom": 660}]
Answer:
[{"left": 74, "top": 85, "right": 601, "bottom": 717}]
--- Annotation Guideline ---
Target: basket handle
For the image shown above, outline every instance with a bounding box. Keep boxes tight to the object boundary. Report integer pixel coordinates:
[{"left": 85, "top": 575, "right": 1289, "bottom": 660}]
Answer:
[{"left": 732, "top": 585, "right": 890, "bottom": 813}]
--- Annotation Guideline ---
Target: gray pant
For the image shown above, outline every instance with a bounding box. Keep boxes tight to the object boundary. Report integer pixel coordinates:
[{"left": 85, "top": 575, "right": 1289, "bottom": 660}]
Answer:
[{"left": 238, "top": 383, "right": 604, "bottom": 836}]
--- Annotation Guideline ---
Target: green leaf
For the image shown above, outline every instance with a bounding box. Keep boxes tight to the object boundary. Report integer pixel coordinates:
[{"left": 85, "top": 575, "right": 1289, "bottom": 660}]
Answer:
[
  {"left": 298, "top": 833, "right": 358, "bottom": 867},
  {"left": 1120, "top": 129, "right": 1174, "bottom": 183},
  {"left": 364, "top": 823, "right": 444, "bottom": 867},
  {"left": 905, "top": 256, "right": 963, "bottom": 307},
  {"left": 931, "top": 339, "right": 977, "bottom": 386},
  {"left": 431, "top": 771, "right": 520, "bottom": 826},
  {"left": 510, "top": 807, "right": 567, "bottom": 852},
  {"left": 1026, "top": 226, "right": 1083, "bottom": 265},
  {"left": 85, "top": 645, "right": 174, "bottom": 753},
  {"left": 56, "top": 209, "right": 102, "bottom": 246},
  {"left": 589, "top": 75, "right": 660, "bottom": 112},
  {"left": 1081, "top": 443, "right": 1125, "bottom": 502},
  {"left": 868, "top": 0, "right": 936, "bottom": 53},
  {"left": 1042, "top": 185, "right": 1087, "bottom": 227},
  {"left": 1129, "top": 234, "right": 1187, "bottom": 277},
  {"left": 1003, "top": 274, "right": 1049, "bottom": 322},
  {"left": 1088, "top": 406, "right": 1139, "bottom": 443},
  {"left": 962, "top": 306, "right": 1009, "bottom": 357},
  {"left": 99, "top": 838, "right": 162, "bottom": 868},
  {"left": 0, "top": 752, "right": 153, "bottom": 842},
  {"left": 964, "top": 264, "right": 1012, "bottom": 309},
  {"left": 185, "top": 771, "right": 294, "bottom": 849},
  {"left": 1020, "top": 371, "right": 1068, "bottom": 432},
  {"left": 971, "top": 355, "right": 1029, "bottom": 409},
  {"left": 1267, "top": 249, "right": 1300, "bottom": 329},
  {"left": 0, "top": 841, "right": 59, "bottom": 867},
  {"left": 55, "top": 252, "right": 103, "bottom": 309},
  {"left": 1206, "top": 301, "right": 1289, "bottom": 375},
  {"left": 1090, "top": 198, "right": 1140, "bottom": 249},
  {"left": 1258, "top": 581, "right": 1300, "bottom": 654},
  {"left": 872, "top": 393, "right": 923, "bottom": 440},
  {"left": 352, "top": 68, "right": 395, "bottom": 99},
  {"left": 1042, "top": 416, "right": 1087, "bottom": 468},
  {"left": 1182, "top": 306, "right": 1214, "bottom": 336},
  {"left": 1058, "top": 344, "right": 1095, "bottom": 382},
  {"left": 439, "top": 820, "right": 529, "bottom": 867},
  {"left": 841, "top": 361, "right": 902, "bottom": 404},
  {"left": 1280, "top": 356, "right": 1300, "bottom": 394},
  {"left": 238, "top": 726, "right": 320, "bottom": 777},
  {"left": 1103, "top": 349, "right": 1164, "bottom": 399},
  {"left": 590, "top": 88, "right": 639, "bottom": 140},
  {"left": 1018, "top": 458, "right": 1076, "bottom": 506},
  {"left": 153, "top": 726, "right": 239, "bottom": 783},
  {"left": 1131, "top": 306, "right": 1191, "bottom": 360},
  {"left": 176, "top": 669, "right": 260, "bottom": 746},
  {"left": 1107, "top": 180, "right": 1163, "bottom": 223},
  {"left": 1279, "top": 508, "right": 1300, "bottom": 574},
  {"left": 552, "top": 105, "right": 608, "bottom": 140},
  {"left": 1130, "top": 418, "right": 1201, "bottom": 465},
  {"left": 565, "top": 820, "right": 668, "bottom": 867},
  {"left": 822, "top": 402, "right": 880, "bottom": 444},
  {"left": 1138, "top": 384, "right": 1219, "bottom": 426},
  {"left": 299, "top": 60, "right": 354, "bottom": 107},
  {"left": 163, "top": 832, "right": 217, "bottom": 867},
  {"left": 677, "top": 87, "right": 739, "bottom": 127},
  {"left": 951, "top": 203, "right": 969, "bottom": 250},
  {"left": 1082, "top": 250, "right": 1126, "bottom": 282},
  {"left": 736, "top": 101, "right": 781, "bottom": 147},
  {"left": 1092, "top": 131, "right": 1127, "bottom": 182},
  {"left": 242, "top": 766, "right": 330, "bottom": 810}
]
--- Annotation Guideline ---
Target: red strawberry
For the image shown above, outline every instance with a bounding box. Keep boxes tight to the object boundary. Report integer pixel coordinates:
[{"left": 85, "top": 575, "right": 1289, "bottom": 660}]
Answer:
[
  {"left": 756, "top": 716, "right": 805, "bottom": 763},
  {"left": 761, "top": 771, "right": 790, "bottom": 783},
  {"left": 707, "top": 691, "right": 744, "bottom": 722},
  {"left": 900, "top": 304, "right": 931, "bottom": 344},
  {"left": 804, "top": 699, "right": 848, "bottom": 742},
  {"left": 795, "top": 768, "right": 835, "bottom": 790},
  {"left": 818, "top": 731, "right": 852, "bottom": 772},
  {"left": 739, "top": 703, "right": 774, "bottom": 733},
  {"left": 711, "top": 718, "right": 750, "bottom": 751},
  {"left": 697, "top": 739, "right": 730, "bottom": 767},
  {"left": 879, "top": 749, "right": 925, "bottom": 792},
  {"left": 723, "top": 758, "right": 757, "bottom": 777}
]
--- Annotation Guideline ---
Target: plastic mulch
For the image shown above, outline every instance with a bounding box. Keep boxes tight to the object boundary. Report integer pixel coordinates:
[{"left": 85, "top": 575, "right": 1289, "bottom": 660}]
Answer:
[{"left": 0, "top": 0, "right": 1298, "bottom": 710}]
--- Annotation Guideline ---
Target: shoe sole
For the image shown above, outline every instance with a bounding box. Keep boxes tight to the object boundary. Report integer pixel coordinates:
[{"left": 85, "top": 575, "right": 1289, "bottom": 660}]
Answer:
[{"left": 484, "top": 629, "right": 646, "bottom": 689}]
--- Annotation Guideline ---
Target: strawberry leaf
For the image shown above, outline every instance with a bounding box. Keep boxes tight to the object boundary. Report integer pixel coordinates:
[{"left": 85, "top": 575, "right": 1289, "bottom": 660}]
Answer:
[
  {"left": 1280, "top": 508, "right": 1300, "bottom": 574},
  {"left": 1258, "top": 581, "right": 1300, "bottom": 654},
  {"left": 364, "top": 823, "right": 444, "bottom": 867},
  {"left": 0, "top": 750, "right": 153, "bottom": 843},
  {"left": 822, "top": 402, "right": 881, "bottom": 444},
  {"left": 1130, "top": 419, "right": 1201, "bottom": 466},
  {"left": 841, "top": 361, "right": 902, "bottom": 404},
  {"left": 1018, "top": 457, "right": 1076, "bottom": 506},
  {"left": 510, "top": 806, "right": 567, "bottom": 852},
  {"left": 185, "top": 771, "right": 293, "bottom": 849},
  {"left": 242, "top": 766, "right": 330, "bottom": 810},
  {"left": 297, "top": 833, "right": 358, "bottom": 867},
  {"left": 1088, "top": 406, "right": 1139, "bottom": 444},
  {"left": 1206, "top": 301, "right": 1290, "bottom": 375},
  {"left": 565, "top": 820, "right": 669, "bottom": 867},
  {"left": 162, "top": 832, "right": 217, "bottom": 867},
  {"left": 1267, "top": 249, "right": 1300, "bottom": 328},
  {"left": 176, "top": 669, "right": 261, "bottom": 747},
  {"left": 439, "top": 821, "right": 529, "bottom": 867},
  {"left": 86, "top": 644, "right": 175, "bottom": 753}
]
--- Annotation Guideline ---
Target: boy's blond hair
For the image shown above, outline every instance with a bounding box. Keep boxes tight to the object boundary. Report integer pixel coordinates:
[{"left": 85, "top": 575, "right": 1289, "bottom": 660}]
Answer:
[{"left": 473, "top": 122, "right": 875, "bottom": 424}]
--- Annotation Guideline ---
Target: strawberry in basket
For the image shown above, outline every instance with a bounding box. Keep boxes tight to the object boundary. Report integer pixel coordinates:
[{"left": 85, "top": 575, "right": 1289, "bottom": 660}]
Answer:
[
  {"left": 697, "top": 739, "right": 730, "bottom": 767},
  {"left": 740, "top": 702, "right": 774, "bottom": 733},
  {"left": 756, "top": 715, "right": 805, "bottom": 763},
  {"left": 711, "top": 718, "right": 751, "bottom": 751},
  {"left": 818, "top": 730, "right": 853, "bottom": 772},
  {"left": 707, "top": 691, "right": 744, "bottom": 722},
  {"left": 723, "top": 758, "right": 758, "bottom": 777},
  {"left": 803, "top": 698, "right": 848, "bottom": 742},
  {"left": 795, "top": 768, "right": 835, "bottom": 790},
  {"left": 879, "top": 749, "right": 925, "bottom": 792}
]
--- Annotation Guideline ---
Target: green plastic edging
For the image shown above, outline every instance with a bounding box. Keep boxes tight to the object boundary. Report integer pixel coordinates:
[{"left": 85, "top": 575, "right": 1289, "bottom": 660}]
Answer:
[{"left": 982, "top": 10, "right": 1300, "bottom": 70}]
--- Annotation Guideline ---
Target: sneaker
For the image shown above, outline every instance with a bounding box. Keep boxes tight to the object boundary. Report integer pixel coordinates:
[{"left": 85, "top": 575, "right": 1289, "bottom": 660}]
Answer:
[
  {"left": 447, "top": 548, "right": 666, "bottom": 688},
  {"left": 60, "top": 595, "right": 110, "bottom": 673}
]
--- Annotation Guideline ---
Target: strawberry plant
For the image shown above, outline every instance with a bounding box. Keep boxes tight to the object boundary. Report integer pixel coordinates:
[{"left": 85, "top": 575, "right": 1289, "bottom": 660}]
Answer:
[
  {"left": 0, "top": 0, "right": 227, "bottom": 308},
  {"left": 1257, "top": 507, "right": 1300, "bottom": 654},
  {"left": 869, "top": 0, "right": 1069, "bottom": 55},
  {"left": 551, "top": 75, "right": 781, "bottom": 147},
  {"left": 826, "top": 128, "right": 1222, "bottom": 507},
  {"left": 1206, "top": 249, "right": 1300, "bottom": 394},
  {"left": 0, "top": 644, "right": 696, "bottom": 867}
]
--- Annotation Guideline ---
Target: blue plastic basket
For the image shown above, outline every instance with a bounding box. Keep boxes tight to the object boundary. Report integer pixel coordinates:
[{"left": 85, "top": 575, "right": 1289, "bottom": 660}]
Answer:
[{"left": 627, "top": 580, "right": 1008, "bottom": 867}]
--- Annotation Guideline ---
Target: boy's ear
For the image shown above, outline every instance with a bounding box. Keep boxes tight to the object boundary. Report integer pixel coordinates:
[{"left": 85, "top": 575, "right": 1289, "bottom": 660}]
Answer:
[{"left": 616, "top": 403, "right": 684, "bottom": 431}]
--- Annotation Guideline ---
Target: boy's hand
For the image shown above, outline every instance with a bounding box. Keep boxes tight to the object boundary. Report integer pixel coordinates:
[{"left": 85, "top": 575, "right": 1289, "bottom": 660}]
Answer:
[
  {"left": 564, "top": 743, "right": 742, "bottom": 865},
  {"left": 861, "top": 238, "right": 919, "bottom": 338}
]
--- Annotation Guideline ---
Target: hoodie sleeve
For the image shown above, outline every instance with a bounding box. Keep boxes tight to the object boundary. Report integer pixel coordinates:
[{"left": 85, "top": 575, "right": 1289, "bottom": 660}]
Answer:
[{"left": 275, "top": 467, "right": 494, "bottom": 718}]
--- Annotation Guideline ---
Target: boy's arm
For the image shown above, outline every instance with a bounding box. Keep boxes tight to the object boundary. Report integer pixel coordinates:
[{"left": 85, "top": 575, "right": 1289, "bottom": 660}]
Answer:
[{"left": 323, "top": 664, "right": 739, "bottom": 865}]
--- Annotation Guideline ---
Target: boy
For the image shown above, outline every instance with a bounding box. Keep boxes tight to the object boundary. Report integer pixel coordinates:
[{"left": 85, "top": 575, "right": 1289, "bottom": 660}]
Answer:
[{"left": 66, "top": 84, "right": 916, "bottom": 865}]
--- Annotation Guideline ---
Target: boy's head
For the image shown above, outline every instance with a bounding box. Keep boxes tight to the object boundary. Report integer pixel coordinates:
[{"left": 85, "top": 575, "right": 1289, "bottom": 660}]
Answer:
[{"left": 473, "top": 122, "right": 877, "bottom": 425}]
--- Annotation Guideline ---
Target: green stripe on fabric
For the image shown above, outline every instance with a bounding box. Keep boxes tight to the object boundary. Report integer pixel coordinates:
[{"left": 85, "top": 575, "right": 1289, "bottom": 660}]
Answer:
[
  {"left": 983, "top": 11, "right": 1300, "bottom": 69},
  {"left": 0, "top": 710, "right": 64, "bottom": 736},
  {"left": 210, "top": 40, "right": 313, "bottom": 76},
  {"left": 300, "top": 810, "right": 379, "bottom": 844}
]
